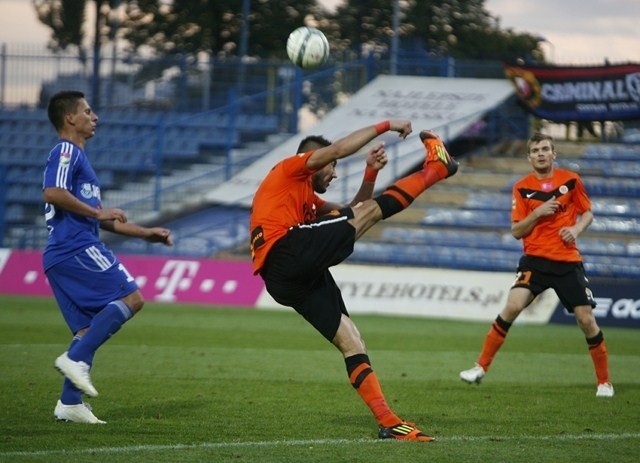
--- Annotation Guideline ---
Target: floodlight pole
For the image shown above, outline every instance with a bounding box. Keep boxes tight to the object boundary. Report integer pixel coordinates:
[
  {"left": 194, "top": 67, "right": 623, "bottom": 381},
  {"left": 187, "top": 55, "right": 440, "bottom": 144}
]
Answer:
[
  {"left": 238, "top": 0, "right": 250, "bottom": 96},
  {"left": 390, "top": 0, "right": 399, "bottom": 75},
  {"left": 91, "top": 0, "right": 107, "bottom": 111}
]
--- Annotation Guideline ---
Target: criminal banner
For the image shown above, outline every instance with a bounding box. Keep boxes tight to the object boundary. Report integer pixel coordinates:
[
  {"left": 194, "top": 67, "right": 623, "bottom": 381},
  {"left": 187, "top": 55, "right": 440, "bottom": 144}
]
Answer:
[{"left": 504, "top": 63, "right": 640, "bottom": 122}]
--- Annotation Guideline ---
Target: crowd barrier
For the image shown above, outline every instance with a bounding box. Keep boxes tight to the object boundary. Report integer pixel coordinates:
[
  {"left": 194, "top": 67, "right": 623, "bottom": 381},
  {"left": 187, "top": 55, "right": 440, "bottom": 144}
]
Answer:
[{"left": 0, "top": 249, "right": 637, "bottom": 328}]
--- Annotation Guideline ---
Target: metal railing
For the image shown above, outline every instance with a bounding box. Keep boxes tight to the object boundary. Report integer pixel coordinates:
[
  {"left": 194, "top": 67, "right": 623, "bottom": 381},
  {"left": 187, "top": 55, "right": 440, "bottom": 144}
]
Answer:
[{"left": 0, "top": 46, "right": 522, "bottom": 250}]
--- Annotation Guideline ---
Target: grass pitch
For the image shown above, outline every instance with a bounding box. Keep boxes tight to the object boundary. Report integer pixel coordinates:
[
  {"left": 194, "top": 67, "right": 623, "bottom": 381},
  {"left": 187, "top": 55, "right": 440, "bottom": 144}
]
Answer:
[{"left": 0, "top": 295, "right": 638, "bottom": 462}]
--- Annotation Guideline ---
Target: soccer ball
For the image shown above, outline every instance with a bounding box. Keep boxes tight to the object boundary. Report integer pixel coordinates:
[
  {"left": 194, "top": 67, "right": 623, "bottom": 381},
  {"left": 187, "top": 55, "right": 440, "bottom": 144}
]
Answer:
[{"left": 286, "top": 27, "right": 330, "bottom": 70}]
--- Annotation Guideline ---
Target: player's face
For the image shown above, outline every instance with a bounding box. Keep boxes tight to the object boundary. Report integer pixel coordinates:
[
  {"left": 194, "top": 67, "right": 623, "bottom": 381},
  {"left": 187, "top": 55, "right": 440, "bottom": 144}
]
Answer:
[
  {"left": 527, "top": 139, "right": 555, "bottom": 174},
  {"left": 311, "top": 161, "right": 337, "bottom": 194},
  {"left": 71, "top": 98, "right": 99, "bottom": 140}
]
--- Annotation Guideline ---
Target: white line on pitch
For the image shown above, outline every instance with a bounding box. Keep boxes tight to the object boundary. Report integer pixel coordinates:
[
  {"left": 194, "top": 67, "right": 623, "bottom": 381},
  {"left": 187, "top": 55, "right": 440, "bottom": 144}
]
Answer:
[{"left": 2, "top": 433, "right": 639, "bottom": 458}]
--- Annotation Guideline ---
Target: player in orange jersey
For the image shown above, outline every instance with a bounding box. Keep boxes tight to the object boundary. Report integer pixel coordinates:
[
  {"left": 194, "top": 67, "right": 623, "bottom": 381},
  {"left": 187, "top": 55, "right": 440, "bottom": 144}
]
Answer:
[
  {"left": 459, "top": 132, "right": 613, "bottom": 398},
  {"left": 250, "top": 120, "right": 458, "bottom": 441}
]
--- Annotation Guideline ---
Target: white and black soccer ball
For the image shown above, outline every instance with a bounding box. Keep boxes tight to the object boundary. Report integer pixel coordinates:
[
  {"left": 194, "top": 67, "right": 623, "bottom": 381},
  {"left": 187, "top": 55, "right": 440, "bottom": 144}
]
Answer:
[{"left": 286, "top": 27, "right": 330, "bottom": 70}]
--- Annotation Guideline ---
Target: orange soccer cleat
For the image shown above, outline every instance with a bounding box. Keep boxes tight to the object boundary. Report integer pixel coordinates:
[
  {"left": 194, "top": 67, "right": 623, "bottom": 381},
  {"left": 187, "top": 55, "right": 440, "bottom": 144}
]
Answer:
[
  {"left": 378, "top": 421, "right": 435, "bottom": 442},
  {"left": 420, "top": 129, "right": 459, "bottom": 179}
]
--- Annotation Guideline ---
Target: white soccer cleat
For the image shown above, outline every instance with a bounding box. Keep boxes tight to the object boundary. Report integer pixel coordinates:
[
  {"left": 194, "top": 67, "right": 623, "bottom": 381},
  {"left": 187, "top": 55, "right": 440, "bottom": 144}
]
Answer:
[
  {"left": 460, "top": 363, "right": 486, "bottom": 384},
  {"left": 54, "top": 352, "right": 99, "bottom": 397},
  {"left": 596, "top": 382, "right": 614, "bottom": 398},
  {"left": 54, "top": 400, "right": 106, "bottom": 424}
]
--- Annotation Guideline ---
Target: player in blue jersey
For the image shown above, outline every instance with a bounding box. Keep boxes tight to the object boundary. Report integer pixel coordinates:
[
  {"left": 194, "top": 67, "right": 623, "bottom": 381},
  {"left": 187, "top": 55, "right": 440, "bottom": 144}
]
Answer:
[{"left": 43, "top": 91, "right": 173, "bottom": 423}]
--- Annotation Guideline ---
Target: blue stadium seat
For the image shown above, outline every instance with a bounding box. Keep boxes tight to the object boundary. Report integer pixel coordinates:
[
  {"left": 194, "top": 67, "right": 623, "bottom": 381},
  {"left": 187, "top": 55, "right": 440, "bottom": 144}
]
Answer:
[
  {"left": 591, "top": 198, "right": 640, "bottom": 218},
  {"left": 380, "top": 227, "right": 521, "bottom": 251},
  {"left": 590, "top": 217, "right": 640, "bottom": 234},
  {"left": 584, "top": 255, "right": 640, "bottom": 278},
  {"left": 578, "top": 238, "right": 629, "bottom": 256},
  {"left": 5, "top": 204, "right": 26, "bottom": 223},
  {"left": 582, "top": 178, "right": 640, "bottom": 198},
  {"left": 5, "top": 166, "right": 42, "bottom": 183},
  {"left": 350, "top": 242, "right": 519, "bottom": 272},
  {"left": 627, "top": 241, "right": 640, "bottom": 256},
  {"left": 108, "top": 205, "right": 250, "bottom": 257},
  {"left": 556, "top": 157, "right": 640, "bottom": 178},
  {"left": 5, "top": 184, "right": 41, "bottom": 204},
  {"left": 421, "top": 208, "right": 511, "bottom": 228},
  {"left": 464, "top": 192, "right": 511, "bottom": 210},
  {"left": 583, "top": 143, "right": 640, "bottom": 160},
  {"left": 350, "top": 241, "right": 640, "bottom": 278}
]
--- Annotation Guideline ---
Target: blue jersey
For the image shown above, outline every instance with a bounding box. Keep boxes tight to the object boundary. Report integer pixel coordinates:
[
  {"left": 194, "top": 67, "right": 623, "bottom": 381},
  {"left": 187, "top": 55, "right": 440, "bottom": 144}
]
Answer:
[{"left": 43, "top": 140, "right": 102, "bottom": 271}]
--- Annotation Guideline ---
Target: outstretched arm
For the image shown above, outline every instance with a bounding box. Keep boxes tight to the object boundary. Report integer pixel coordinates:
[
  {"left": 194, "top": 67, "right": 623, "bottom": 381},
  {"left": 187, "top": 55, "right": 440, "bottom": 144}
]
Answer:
[
  {"left": 44, "top": 187, "right": 172, "bottom": 245},
  {"left": 43, "top": 187, "right": 127, "bottom": 222},
  {"left": 101, "top": 220, "right": 173, "bottom": 246},
  {"left": 316, "top": 142, "right": 389, "bottom": 214},
  {"left": 348, "top": 142, "right": 388, "bottom": 207},
  {"left": 306, "top": 120, "right": 411, "bottom": 171}
]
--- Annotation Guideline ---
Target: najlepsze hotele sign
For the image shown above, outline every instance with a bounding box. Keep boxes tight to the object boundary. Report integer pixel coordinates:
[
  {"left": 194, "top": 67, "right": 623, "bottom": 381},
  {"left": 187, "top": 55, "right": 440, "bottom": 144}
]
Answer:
[{"left": 504, "top": 62, "right": 640, "bottom": 122}]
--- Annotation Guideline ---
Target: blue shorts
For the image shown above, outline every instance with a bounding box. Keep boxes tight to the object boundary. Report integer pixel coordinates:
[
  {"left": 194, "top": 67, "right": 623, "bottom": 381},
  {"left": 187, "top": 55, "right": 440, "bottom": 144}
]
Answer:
[{"left": 46, "top": 244, "right": 139, "bottom": 334}]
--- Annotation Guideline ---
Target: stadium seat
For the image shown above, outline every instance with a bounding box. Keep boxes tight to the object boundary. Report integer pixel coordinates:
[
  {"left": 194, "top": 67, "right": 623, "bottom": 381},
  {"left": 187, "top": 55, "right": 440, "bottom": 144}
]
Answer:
[
  {"left": 583, "top": 143, "right": 640, "bottom": 160},
  {"left": 107, "top": 205, "right": 250, "bottom": 257},
  {"left": 421, "top": 208, "right": 511, "bottom": 229}
]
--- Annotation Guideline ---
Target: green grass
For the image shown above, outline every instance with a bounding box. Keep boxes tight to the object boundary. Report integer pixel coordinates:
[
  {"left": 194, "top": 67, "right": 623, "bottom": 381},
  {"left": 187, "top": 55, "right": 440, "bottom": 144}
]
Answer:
[{"left": 0, "top": 294, "right": 639, "bottom": 462}]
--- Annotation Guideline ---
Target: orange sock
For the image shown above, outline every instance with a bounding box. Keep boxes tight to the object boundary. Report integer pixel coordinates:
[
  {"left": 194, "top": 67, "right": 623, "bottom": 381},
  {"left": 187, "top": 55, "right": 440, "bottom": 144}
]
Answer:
[
  {"left": 587, "top": 332, "right": 610, "bottom": 384},
  {"left": 395, "top": 169, "right": 444, "bottom": 197},
  {"left": 346, "top": 354, "right": 400, "bottom": 427},
  {"left": 426, "top": 156, "right": 450, "bottom": 180},
  {"left": 477, "top": 316, "right": 511, "bottom": 371},
  {"left": 374, "top": 170, "right": 441, "bottom": 219}
]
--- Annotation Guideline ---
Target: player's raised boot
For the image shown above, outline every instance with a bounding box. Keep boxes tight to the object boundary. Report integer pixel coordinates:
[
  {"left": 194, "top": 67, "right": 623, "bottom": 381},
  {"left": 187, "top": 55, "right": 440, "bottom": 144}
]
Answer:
[
  {"left": 420, "top": 130, "right": 459, "bottom": 178},
  {"left": 54, "top": 352, "right": 99, "bottom": 397},
  {"left": 460, "top": 363, "right": 485, "bottom": 384},
  {"left": 378, "top": 421, "right": 435, "bottom": 442},
  {"left": 54, "top": 400, "right": 106, "bottom": 424},
  {"left": 596, "top": 382, "right": 614, "bottom": 398}
]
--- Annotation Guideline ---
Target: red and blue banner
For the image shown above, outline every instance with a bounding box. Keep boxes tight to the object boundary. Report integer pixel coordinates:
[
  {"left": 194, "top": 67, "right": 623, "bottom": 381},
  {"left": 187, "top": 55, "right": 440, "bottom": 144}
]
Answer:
[{"left": 504, "top": 63, "right": 640, "bottom": 122}]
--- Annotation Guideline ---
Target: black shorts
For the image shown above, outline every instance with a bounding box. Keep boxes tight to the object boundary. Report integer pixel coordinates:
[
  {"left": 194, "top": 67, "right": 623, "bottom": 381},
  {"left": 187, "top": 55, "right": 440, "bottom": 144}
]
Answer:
[
  {"left": 513, "top": 255, "right": 596, "bottom": 312},
  {"left": 260, "top": 209, "right": 356, "bottom": 341}
]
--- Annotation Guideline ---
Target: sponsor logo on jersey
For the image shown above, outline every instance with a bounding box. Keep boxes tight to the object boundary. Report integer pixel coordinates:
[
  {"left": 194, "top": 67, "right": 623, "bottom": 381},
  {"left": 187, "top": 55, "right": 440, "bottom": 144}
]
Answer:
[{"left": 80, "top": 183, "right": 101, "bottom": 200}]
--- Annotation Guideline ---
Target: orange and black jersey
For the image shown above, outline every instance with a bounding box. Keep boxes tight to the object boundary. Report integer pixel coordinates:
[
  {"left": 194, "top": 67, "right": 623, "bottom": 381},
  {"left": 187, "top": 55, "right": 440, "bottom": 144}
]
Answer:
[
  {"left": 512, "top": 168, "right": 591, "bottom": 262},
  {"left": 250, "top": 150, "right": 326, "bottom": 274}
]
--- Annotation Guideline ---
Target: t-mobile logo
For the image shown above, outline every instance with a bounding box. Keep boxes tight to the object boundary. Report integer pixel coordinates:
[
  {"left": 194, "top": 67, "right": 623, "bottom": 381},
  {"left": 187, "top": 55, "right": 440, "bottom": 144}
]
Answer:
[{"left": 155, "top": 260, "right": 201, "bottom": 301}]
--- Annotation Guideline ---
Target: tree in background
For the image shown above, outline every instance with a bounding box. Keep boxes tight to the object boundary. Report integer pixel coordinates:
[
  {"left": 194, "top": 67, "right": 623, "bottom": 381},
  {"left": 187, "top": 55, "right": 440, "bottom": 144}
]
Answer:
[
  {"left": 411, "top": 0, "right": 542, "bottom": 60},
  {"left": 33, "top": 0, "right": 545, "bottom": 62},
  {"left": 331, "top": 0, "right": 543, "bottom": 62},
  {"left": 31, "top": 0, "right": 547, "bottom": 111},
  {"left": 34, "top": 0, "right": 89, "bottom": 61},
  {"left": 121, "top": 0, "right": 323, "bottom": 59},
  {"left": 34, "top": 0, "right": 546, "bottom": 63},
  {"left": 325, "top": 0, "right": 402, "bottom": 60},
  {"left": 34, "top": 0, "right": 124, "bottom": 109}
]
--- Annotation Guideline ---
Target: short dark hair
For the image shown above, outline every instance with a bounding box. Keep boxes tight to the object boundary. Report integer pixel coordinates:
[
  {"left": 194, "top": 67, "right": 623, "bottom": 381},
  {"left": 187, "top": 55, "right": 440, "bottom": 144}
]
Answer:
[
  {"left": 47, "top": 90, "right": 85, "bottom": 132},
  {"left": 297, "top": 135, "right": 331, "bottom": 153},
  {"left": 527, "top": 132, "right": 554, "bottom": 153}
]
